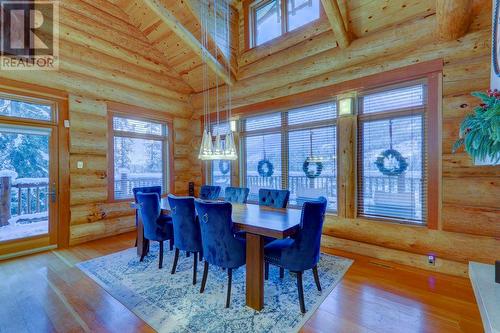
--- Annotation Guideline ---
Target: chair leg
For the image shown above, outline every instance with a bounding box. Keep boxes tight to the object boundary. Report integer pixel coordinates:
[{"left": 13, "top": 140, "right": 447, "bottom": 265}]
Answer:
[
  {"left": 199, "top": 251, "right": 203, "bottom": 262},
  {"left": 200, "top": 261, "right": 209, "bottom": 293},
  {"left": 265, "top": 262, "right": 269, "bottom": 280},
  {"left": 134, "top": 237, "right": 138, "bottom": 247},
  {"left": 279, "top": 267, "right": 284, "bottom": 279},
  {"left": 186, "top": 251, "right": 190, "bottom": 258},
  {"left": 193, "top": 252, "right": 198, "bottom": 285},
  {"left": 171, "top": 248, "right": 179, "bottom": 274},
  {"left": 312, "top": 265, "right": 321, "bottom": 291},
  {"left": 169, "top": 239, "right": 173, "bottom": 251},
  {"left": 140, "top": 254, "right": 145, "bottom": 262},
  {"left": 225, "top": 268, "right": 233, "bottom": 308},
  {"left": 158, "top": 241, "right": 164, "bottom": 269},
  {"left": 297, "top": 271, "right": 306, "bottom": 313}
]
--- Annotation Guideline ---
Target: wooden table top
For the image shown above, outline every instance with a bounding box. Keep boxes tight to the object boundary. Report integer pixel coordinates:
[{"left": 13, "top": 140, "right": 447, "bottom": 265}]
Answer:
[{"left": 131, "top": 198, "right": 302, "bottom": 240}]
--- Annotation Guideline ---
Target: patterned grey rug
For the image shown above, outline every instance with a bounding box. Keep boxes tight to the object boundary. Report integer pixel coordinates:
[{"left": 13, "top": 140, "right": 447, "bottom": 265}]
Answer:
[{"left": 77, "top": 244, "right": 353, "bottom": 333}]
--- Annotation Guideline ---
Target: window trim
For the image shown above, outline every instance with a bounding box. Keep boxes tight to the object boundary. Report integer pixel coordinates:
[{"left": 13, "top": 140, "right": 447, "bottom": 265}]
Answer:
[
  {"left": 107, "top": 108, "right": 173, "bottom": 202},
  {"left": 239, "top": 102, "right": 338, "bottom": 212},
  {"left": 245, "top": 0, "right": 324, "bottom": 49}
]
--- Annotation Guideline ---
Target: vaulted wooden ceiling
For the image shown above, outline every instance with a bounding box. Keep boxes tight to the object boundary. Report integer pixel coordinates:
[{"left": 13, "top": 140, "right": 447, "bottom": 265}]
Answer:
[{"left": 70, "top": 0, "right": 472, "bottom": 93}]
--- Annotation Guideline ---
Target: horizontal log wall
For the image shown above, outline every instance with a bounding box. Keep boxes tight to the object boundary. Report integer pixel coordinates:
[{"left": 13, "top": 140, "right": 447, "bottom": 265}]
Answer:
[{"left": 68, "top": 96, "right": 199, "bottom": 245}]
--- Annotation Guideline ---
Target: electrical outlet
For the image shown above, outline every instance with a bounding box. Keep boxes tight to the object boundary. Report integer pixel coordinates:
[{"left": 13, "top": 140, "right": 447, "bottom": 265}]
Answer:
[
  {"left": 77, "top": 161, "right": 84, "bottom": 169},
  {"left": 428, "top": 255, "right": 436, "bottom": 266}
]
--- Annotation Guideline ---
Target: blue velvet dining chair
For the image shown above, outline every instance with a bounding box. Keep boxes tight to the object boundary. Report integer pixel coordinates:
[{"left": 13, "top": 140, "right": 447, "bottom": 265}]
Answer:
[
  {"left": 224, "top": 187, "right": 250, "bottom": 204},
  {"left": 167, "top": 194, "right": 203, "bottom": 284},
  {"left": 132, "top": 186, "right": 172, "bottom": 250},
  {"left": 264, "top": 196, "right": 328, "bottom": 313},
  {"left": 199, "top": 185, "right": 221, "bottom": 200},
  {"left": 258, "top": 188, "right": 290, "bottom": 208},
  {"left": 194, "top": 199, "right": 246, "bottom": 308},
  {"left": 136, "top": 192, "right": 174, "bottom": 269}
]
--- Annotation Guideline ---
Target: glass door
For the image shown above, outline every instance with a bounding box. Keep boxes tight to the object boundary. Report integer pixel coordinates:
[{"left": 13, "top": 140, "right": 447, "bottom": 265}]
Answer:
[{"left": 0, "top": 94, "right": 58, "bottom": 246}]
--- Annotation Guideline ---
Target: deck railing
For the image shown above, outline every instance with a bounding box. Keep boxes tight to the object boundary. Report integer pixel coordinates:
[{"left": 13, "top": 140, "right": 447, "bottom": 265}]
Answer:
[
  {"left": 0, "top": 176, "right": 49, "bottom": 226},
  {"left": 114, "top": 173, "right": 163, "bottom": 199}
]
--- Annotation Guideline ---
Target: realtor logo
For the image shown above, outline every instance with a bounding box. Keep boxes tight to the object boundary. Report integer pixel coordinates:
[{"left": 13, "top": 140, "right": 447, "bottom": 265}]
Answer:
[{"left": 0, "top": 0, "right": 59, "bottom": 70}]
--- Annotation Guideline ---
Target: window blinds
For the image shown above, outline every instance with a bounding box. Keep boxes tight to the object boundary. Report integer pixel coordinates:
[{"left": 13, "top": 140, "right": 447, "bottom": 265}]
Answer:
[
  {"left": 357, "top": 83, "right": 427, "bottom": 224},
  {"left": 241, "top": 101, "right": 337, "bottom": 210}
]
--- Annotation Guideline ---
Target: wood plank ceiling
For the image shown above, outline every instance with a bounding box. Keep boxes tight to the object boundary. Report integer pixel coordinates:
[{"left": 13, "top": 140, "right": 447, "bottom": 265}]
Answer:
[{"left": 98, "top": 0, "right": 477, "bottom": 100}]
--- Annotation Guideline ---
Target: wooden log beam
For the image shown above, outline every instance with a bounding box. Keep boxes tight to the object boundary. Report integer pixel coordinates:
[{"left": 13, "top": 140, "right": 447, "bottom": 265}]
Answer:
[
  {"left": 320, "top": 0, "right": 351, "bottom": 48},
  {"left": 436, "top": 0, "right": 472, "bottom": 41},
  {"left": 143, "top": 0, "right": 234, "bottom": 86}
]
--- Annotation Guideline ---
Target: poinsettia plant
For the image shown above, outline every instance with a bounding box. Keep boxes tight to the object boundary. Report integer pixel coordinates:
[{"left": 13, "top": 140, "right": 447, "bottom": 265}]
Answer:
[{"left": 453, "top": 89, "right": 500, "bottom": 163}]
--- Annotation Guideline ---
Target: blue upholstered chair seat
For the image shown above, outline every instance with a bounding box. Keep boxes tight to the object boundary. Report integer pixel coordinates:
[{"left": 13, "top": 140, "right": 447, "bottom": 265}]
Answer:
[{"left": 264, "top": 238, "right": 295, "bottom": 265}]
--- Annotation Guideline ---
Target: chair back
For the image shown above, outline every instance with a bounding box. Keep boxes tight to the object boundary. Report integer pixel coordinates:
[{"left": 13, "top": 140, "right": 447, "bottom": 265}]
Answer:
[
  {"left": 225, "top": 187, "right": 250, "bottom": 204},
  {"left": 136, "top": 192, "right": 162, "bottom": 241},
  {"left": 199, "top": 185, "right": 221, "bottom": 200},
  {"left": 167, "top": 194, "right": 202, "bottom": 253},
  {"left": 194, "top": 200, "right": 245, "bottom": 269},
  {"left": 258, "top": 189, "right": 290, "bottom": 208},
  {"left": 281, "top": 197, "right": 328, "bottom": 271},
  {"left": 133, "top": 186, "right": 162, "bottom": 203}
]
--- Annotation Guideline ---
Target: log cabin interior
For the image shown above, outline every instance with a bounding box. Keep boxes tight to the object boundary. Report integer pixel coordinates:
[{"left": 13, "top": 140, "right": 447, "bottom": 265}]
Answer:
[{"left": 0, "top": 0, "right": 498, "bottom": 332}]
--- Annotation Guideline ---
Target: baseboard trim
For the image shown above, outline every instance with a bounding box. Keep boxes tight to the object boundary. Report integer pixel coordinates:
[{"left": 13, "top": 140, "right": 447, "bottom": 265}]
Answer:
[{"left": 0, "top": 245, "right": 57, "bottom": 261}]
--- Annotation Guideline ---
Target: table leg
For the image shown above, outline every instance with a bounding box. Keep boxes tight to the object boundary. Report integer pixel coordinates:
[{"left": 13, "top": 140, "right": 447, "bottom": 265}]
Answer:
[
  {"left": 136, "top": 211, "right": 149, "bottom": 257},
  {"left": 246, "top": 233, "right": 264, "bottom": 310}
]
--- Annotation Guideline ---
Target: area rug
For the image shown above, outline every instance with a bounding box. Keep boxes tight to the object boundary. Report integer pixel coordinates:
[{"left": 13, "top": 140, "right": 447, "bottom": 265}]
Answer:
[{"left": 77, "top": 244, "right": 353, "bottom": 333}]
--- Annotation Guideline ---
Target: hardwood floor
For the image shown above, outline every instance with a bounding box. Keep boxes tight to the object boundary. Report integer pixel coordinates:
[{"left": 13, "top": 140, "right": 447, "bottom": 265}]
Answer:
[{"left": 0, "top": 232, "right": 483, "bottom": 333}]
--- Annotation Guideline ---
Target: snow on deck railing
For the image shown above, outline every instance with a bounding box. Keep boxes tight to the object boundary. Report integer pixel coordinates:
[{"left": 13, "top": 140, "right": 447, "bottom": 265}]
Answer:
[{"left": 0, "top": 172, "right": 49, "bottom": 226}]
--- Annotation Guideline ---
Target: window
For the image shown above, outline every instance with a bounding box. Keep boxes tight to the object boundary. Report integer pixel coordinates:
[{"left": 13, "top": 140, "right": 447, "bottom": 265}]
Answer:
[
  {"left": 241, "top": 101, "right": 337, "bottom": 211},
  {"left": 209, "top": 123, "right": 232, "bottom": 195},
  {"left": 112, "top": 115, "right": 170, "bottom": 200},
  {"left": 249, "top": 0, "right": 320, "bottom": 47},
  {"left": 357, "top": 83, "right": 427, "bottom": 225},
  {"left": 0, "top": 94, "right": 53, "bottom": 121}
]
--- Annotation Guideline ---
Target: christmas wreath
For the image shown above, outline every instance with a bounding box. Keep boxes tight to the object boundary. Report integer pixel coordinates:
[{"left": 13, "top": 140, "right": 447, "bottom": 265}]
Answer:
[
  {"left": 303, "top": 159, "right": 323, "bottom": 179},
  {"left": 257, "top": 159, "right": 274, "bottom": 177},
  {"left": 375, "top": 149, "right": 408, "bottom": 176},
  {"left": 218, "top": 160, "right": 230, "bottom": 175}
]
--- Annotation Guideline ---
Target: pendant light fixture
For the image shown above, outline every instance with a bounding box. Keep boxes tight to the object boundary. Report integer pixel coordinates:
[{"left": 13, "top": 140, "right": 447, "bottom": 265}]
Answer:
[{"left": 198, "top": 0, "right": 237, "bottom": 161}]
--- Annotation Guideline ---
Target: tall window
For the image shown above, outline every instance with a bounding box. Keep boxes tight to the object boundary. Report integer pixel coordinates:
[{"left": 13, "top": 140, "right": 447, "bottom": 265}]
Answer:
[
  {"left": 112, "top": 115, "right": 170, "bottom": 200},
  {"left": 241, "top": 101, "right": 337, "bottom": 211},
  {"left": 357, "top": 83, "right": 427, "bottom": 225},
  {"left": 249, "top": 0, "right": 320, "bottom": 47},
  {"left": 209, "top": 123, "right": 232, "bottom": 195}
]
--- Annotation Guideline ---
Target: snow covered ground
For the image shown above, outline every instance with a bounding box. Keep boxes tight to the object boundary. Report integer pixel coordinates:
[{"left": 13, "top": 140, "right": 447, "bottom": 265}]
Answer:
[{"left": 0, "top": 213, "right": 48, "bottom": 242}]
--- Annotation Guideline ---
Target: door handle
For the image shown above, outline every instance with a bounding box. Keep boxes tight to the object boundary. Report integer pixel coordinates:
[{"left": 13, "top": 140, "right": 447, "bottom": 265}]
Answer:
[{"left": 48, "top": 183, "right": 57, "bottom": 203}]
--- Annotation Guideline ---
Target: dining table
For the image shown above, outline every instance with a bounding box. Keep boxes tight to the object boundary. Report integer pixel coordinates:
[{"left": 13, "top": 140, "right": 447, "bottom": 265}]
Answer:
[{"left": 131, "top": 197, "right": 302, "bottom": 311}]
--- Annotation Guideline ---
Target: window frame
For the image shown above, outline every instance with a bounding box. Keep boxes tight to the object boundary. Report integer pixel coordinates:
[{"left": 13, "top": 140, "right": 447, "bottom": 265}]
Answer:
[
  {"left": 239, "top": 101, "right": 338, "bottom": 212},
  {"left": 356, "top": 80, "right": 428, "bottom": 226},
  {"left": 246, "top": 0, "right": 323, "bottom": 48},
  {"left": 108, "top": 110, "right": 173, "bottom": 202}
]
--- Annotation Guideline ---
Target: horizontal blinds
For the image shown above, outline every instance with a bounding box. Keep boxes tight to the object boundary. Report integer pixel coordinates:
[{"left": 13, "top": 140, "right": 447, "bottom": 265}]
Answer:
[
  {"left": 358, "top": 83, "right": 427, "bottom": 224},
  {"left": 288, "top": 101, "right": 337, "bottom": 125},
  {"left": 241, "top": 101, "right": 337, "bottom": 209},
  {"left": 244, "top": 132, "right": 282, "bottom": 201},
  {"left": 113, "top": 116, "right": 165, "bottom": 136}
]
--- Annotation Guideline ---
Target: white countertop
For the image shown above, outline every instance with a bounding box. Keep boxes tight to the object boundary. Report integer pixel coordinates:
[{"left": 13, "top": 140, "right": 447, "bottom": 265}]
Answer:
[{"left": 469, "top": 262, "right": 500, "bottom": 333}]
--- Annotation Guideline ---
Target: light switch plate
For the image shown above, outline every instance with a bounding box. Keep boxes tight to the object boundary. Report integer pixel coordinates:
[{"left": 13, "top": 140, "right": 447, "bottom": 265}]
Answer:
[
  {"left": 64, "top": 120, "right": 70, "bottom": 128},
  {"left": 77, "top": 161, "right": 84, "bottom": 169}
]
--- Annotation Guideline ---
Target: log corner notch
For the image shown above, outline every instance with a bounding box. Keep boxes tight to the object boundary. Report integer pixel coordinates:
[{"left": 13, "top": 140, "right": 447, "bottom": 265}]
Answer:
[
  {"left": 143, "top": 0, "right": 235, "bottom": 86},
  {"left": 436, "top": 0, "right": 473, "bottom": 41},
  {"left": 320, "top": 0, "right": 351, "bottom": 48}
]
